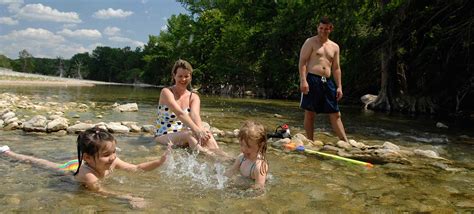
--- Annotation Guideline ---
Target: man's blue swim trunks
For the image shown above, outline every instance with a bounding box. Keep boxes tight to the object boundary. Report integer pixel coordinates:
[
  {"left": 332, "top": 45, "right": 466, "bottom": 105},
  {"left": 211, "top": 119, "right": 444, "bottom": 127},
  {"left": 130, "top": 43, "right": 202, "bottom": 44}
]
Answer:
[{"left": 300, "top": 73, "right": 340, "bottom": 113}]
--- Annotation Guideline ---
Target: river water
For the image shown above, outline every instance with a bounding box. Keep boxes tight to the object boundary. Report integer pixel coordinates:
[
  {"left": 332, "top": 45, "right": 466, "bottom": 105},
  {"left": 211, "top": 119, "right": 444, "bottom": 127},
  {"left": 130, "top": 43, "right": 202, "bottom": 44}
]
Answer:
[{"left": 0, "top": 85, "right": 473, "bottom": 212}]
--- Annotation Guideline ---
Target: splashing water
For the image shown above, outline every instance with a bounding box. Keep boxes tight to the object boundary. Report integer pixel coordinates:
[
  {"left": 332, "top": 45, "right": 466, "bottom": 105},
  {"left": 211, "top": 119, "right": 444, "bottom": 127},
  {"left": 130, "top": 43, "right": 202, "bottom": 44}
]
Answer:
[{"left": 162, "top": 149, "right": 229, "bottom": 190}]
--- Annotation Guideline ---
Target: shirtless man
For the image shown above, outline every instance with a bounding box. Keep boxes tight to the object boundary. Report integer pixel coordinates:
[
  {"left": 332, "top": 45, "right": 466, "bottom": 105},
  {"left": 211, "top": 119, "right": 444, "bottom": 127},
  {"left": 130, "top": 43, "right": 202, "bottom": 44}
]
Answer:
[{"left": 298, "top": 17, "right": 348, "bottom": 142}]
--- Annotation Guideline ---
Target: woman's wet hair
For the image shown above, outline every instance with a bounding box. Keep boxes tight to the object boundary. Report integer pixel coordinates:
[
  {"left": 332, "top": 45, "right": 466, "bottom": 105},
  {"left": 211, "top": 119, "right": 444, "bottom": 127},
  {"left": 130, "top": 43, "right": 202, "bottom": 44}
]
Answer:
[
  {"left": 73, "top": 127, "right": 116, "bottom": 175},
  {"left": 238, "top": 120, "right": 268, "bottom": 175}
]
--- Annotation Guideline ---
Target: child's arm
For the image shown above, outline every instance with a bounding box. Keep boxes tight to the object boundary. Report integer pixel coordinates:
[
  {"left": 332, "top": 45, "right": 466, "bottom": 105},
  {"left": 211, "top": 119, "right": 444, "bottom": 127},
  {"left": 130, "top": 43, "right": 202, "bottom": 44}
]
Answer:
[
  {"left": 252, "top": 161, "right": 268, "bottom": 190},
  {"left": 78, "top": 173, "right": 146, "bottom": 209},
  {"left": 224, "top": 154, "right": 241, "bottom": 177},
  {"left": 115, "top": 143, "right": 170, "bottom": 172},
  {"left": 115, "top": 150, "right": 168, "bottom": 172}
]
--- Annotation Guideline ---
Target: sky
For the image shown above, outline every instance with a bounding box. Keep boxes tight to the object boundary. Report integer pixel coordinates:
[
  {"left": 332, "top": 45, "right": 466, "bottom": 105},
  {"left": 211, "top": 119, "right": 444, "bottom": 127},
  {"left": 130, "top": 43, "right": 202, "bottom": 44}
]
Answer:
[{"left": 0, "top": 0, "right": 188, "bottom": 59}]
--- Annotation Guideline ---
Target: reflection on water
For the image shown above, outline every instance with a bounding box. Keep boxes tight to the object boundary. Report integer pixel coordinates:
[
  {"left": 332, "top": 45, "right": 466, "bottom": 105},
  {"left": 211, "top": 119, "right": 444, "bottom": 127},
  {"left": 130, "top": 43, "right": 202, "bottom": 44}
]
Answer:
[{"left": 0, "top": 85, "right": 473, "bottom": 212}]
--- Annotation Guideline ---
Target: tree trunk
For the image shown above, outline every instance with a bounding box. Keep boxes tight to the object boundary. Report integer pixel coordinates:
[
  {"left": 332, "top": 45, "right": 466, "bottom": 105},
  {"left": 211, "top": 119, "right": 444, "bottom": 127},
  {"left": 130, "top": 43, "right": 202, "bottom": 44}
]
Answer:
[{"left": 369, "top": 39, "right": 392, "bottom": 111}]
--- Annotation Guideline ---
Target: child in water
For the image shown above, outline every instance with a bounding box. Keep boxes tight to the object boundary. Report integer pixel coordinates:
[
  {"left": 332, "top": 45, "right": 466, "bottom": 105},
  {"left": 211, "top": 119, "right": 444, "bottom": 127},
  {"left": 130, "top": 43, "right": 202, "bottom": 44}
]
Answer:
[
  {"left": 225, "top": 120, "right": 269, "bottom": 191},
  {"left": 0, "top": 127, "right": 169, "bottom": 209}
]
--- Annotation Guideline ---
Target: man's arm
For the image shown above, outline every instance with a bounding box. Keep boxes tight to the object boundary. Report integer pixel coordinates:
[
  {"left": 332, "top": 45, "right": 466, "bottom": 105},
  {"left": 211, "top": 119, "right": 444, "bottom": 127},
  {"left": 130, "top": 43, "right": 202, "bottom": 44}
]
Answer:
[
  {"left": 332, "top": 44, "right": 343, "bottom": 100},
  {"left": 299, "top": 38, "right": 312, "bottom": 94}
]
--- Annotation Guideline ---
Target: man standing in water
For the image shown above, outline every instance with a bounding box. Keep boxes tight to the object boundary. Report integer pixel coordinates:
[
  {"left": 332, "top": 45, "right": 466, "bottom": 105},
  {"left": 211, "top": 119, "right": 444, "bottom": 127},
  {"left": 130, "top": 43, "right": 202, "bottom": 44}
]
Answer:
[{"left": 298, "top": 17, "right": 348, "bottom": 142}]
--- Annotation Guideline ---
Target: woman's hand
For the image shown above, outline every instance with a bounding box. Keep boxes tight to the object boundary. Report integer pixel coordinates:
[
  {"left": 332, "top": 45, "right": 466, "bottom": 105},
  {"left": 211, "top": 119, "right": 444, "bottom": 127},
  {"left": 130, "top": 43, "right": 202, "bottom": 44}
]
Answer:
[{"left": 193, "top": 129, "right": 210, "bottom": 143}]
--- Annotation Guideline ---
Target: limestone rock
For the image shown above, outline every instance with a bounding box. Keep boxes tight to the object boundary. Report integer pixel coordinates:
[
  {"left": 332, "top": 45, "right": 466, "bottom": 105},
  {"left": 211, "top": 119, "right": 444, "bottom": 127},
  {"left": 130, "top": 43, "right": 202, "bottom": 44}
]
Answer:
[
  {"left": 67, "top": 123, "right": 94, "bottom": 133},
  {"left": 141, "top": 125, "right": 155, "bottom": 134},
  {"left": 113, "top": 103, "right": 138, "bottom": 112},
  {"left": 47, "top": 117, "right": 69, "bottom": 132},
  {"left": 413, "top": 149, "right": 446, "bottom": 160},
  {"left": 106, "top": 122, "right": 129, "bottom": 133},
  {"left": 436, "top": 122, "right": 448, "bottom": 129},
  {"left": 1, "top": 111, "right": 15, "bottom": 121},
  {"left": 382, "top": 141, "right": 400, "bottom": 151},
  {"left": 22, "top": 115, "right": 48, "bottom": 132}
]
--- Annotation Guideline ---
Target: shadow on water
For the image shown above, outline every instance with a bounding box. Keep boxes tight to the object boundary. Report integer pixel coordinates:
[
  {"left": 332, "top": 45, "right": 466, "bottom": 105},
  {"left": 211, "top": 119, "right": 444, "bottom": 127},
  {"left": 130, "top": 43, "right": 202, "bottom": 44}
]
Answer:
[{"left": 1, "top": 85, "right": 473, "bottom": 212}]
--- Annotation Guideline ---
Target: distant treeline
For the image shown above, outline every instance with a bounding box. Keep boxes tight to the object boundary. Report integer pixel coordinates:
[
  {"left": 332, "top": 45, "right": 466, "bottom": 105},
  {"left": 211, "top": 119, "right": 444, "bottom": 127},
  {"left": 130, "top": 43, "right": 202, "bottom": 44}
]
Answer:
[{"left": 1, "top": 0, "right": 472, "bottom": 117}]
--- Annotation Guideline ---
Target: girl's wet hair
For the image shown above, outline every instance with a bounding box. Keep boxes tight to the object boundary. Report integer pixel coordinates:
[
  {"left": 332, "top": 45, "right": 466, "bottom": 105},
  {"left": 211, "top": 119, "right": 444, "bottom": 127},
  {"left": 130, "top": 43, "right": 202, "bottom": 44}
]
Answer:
[
  {"left": 73, "top": 127, "right": 116, "bottom": 176},
  {"left": 238, "top": 120, "right": 268, "bottom": 175}
]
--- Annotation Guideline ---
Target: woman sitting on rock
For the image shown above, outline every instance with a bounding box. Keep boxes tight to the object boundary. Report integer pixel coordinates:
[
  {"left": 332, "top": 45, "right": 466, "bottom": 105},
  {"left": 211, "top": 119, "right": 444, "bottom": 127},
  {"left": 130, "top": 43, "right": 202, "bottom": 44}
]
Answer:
[{"left": 154, "top": 59, "right": 231, "bottom": 160}]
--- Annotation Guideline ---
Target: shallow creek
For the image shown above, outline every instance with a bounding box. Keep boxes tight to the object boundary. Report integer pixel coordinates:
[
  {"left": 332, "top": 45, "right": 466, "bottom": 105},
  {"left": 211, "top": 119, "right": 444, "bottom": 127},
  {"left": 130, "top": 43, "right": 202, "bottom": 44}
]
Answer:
[{"left": 0, "top": 85, "right": 473, "bottom": 212}]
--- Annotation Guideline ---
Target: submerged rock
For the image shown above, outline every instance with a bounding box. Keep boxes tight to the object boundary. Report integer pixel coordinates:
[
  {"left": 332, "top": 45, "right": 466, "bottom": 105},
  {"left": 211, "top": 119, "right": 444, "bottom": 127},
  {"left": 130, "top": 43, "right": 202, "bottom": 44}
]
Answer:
[
  {"left": 436, "top": 122, "right": 448, "bottom": 129},
  {"left": 413, "top": 149, "right": 446, "bottom": 160}
]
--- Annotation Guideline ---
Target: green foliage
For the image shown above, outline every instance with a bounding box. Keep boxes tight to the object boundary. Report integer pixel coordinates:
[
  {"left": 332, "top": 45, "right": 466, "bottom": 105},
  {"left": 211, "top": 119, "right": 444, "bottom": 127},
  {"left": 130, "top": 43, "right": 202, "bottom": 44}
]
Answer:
[{"left": 0, "top": 54, "right": 12, "bottom": 69}]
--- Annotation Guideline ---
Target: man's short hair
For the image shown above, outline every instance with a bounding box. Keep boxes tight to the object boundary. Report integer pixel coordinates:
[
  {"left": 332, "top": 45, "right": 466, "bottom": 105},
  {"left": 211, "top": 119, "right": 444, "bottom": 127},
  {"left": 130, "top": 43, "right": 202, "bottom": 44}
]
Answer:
[{"left": 320, "top": 16, "right": 332, "bottom": 25}]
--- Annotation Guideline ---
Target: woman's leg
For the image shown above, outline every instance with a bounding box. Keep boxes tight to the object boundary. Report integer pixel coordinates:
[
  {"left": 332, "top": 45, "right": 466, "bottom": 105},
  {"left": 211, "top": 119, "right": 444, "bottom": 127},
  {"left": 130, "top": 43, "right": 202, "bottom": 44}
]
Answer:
[
  {"left": 201, "top": 133, "right": 233, "bottom": 161},
  {"left": 1, "top": 146, "right": 61, "bottom": 170},
  {"left": 154, "top": 131, "right": 216, "bottom": 156}
]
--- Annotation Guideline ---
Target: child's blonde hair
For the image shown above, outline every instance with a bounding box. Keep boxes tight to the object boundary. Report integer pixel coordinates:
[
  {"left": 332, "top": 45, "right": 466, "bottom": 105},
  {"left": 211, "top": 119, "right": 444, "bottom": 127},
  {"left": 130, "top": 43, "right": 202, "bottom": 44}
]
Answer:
[{"left": 238, "top": 120, "right": 268, "bottom": 175}]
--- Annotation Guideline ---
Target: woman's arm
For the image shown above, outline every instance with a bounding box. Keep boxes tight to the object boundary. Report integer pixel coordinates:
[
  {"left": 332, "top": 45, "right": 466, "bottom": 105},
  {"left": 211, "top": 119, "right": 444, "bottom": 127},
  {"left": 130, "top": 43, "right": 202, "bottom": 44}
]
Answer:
[
  {"left": 188, "top": 93, "right": 203, "bottom": 127},
  {"left": 189, "top": 94, "right": 214, "bottom": 142}
]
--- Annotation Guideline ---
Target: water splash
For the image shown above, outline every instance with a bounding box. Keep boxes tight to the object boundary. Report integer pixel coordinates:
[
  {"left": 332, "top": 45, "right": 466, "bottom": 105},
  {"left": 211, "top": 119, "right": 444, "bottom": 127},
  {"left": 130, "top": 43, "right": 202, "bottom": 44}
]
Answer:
[{"left": 162, "top": 149, "right": 228, "bottom": 190}]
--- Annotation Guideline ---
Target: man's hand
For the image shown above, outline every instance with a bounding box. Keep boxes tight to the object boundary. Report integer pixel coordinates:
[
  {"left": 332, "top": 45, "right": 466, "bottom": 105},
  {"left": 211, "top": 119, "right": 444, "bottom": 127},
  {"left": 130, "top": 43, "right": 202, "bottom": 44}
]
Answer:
[
  {"left": 300, "top": 81, "right": 309, "bottom": 94},
  {"left": 336, "top": 87, "right": 343, "bottom": 101}
]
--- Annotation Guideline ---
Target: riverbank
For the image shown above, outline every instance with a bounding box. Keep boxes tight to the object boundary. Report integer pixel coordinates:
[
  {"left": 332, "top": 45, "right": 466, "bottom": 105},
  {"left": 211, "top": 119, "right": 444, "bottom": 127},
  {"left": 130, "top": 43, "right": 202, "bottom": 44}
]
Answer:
[{"left": 0, "top": 68, "right": 158, "bottom": 87}]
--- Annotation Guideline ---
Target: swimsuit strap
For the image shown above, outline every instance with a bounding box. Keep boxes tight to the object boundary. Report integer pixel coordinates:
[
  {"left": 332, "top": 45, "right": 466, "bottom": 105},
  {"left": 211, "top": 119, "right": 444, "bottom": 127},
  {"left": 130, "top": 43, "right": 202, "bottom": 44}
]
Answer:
[
  {"left": 239, "top": 155, "right": 246, "bottom": 166},
  {"left": 248, "top": 162, "right": 257, "bottom": 178},
  {"left": 239, "top": 155, "right": 256, "bottom": 178}
]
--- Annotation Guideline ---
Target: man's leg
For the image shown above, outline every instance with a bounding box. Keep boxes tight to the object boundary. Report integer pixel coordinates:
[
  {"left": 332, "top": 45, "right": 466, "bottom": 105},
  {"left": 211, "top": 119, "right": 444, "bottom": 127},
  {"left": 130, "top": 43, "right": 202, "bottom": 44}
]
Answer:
[
  {"left": 304, "top": 110, "right": 316, "bottom": 140},
  {"left": 329, "top": 112, "right": 348, "bottom": 142}
]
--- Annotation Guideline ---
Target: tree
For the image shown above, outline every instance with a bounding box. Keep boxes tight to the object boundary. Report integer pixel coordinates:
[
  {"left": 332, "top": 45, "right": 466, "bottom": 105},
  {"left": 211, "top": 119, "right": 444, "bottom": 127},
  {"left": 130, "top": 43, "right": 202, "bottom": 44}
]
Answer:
[
  {"left": 18, "top": 49, "right": 34, "bottom": 73},
  {"left": 70, "top": 52, "right": 90, "bottom": 79}
]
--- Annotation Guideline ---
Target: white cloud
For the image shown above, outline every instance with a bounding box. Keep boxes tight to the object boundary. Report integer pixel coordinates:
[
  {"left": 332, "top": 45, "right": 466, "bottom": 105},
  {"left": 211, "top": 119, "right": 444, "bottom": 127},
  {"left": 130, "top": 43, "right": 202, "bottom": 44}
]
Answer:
[
  {"left": 0, "top": 17, "right": 18, "bottom": 25},
  {"left": 16, "top": 4, "right": 81, "bottom": 23},
  {"left": 103, "top": 26, "right": 121, "bottom": 36},
  {"left": 0, "top": 0, "right": 23, "bottom": 4},
  {"left": 0, "top": 0, "right": 23, "bottom": 13},
  {"left": 57, "top": 29, "right": 102, "bottom": 39},
  {"left": 0, "top": 28, "right": 64, "bottom": 42},
  {"left": 109, "top": 36, "right": 144, "bottom": 47},
  {"left": 93, "top": 8, "right": 133, "bottom": 19},
  {"left": 0, "top": 28, "right": 74, "bottom": 58}
]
